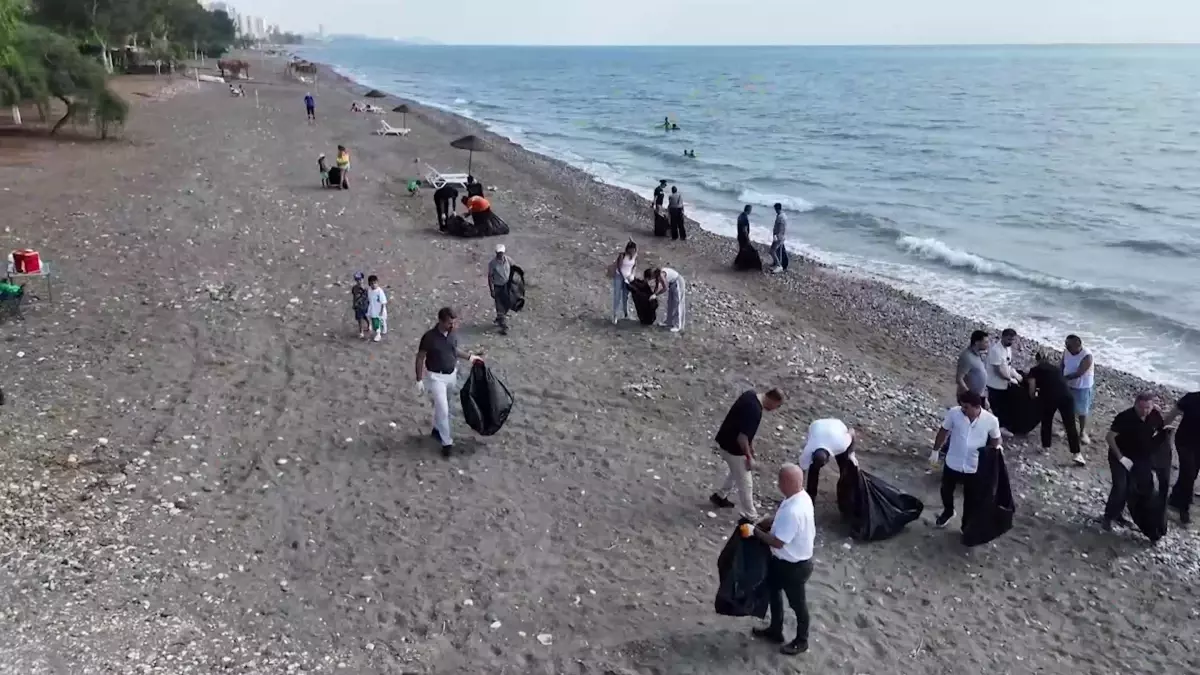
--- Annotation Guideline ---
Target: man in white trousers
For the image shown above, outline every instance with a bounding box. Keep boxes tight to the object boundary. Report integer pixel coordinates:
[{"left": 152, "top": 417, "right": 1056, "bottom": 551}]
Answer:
[{"left": 415, "top": 307, "right": 483, "bottom": 457}]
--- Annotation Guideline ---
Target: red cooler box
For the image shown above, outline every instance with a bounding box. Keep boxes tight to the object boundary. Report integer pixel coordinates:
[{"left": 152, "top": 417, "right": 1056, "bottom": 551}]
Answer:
[{"left": 12, "top": 249, "right": 41, "bottom": 274}]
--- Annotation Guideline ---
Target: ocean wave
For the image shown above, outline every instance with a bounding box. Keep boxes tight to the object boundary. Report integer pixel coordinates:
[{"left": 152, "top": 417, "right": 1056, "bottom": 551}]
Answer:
[
  {"left": 896, "top": 236, "right": 1095, "bottom": 291},
  {"left": 1105, "top": 237, "right": 1192, "bottom": 257},
  {"left": 736, "top": 189, "right": 814, "bottom": 212}
]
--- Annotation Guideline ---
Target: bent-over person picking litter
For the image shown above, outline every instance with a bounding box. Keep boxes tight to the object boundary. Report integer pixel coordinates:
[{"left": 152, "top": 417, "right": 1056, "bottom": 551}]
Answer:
[
  {"left": 710, "top": 387, "right": 785, "bottom": 521},
  {"left": 415, "top": 307, "right": 483, "bottom": 457}
]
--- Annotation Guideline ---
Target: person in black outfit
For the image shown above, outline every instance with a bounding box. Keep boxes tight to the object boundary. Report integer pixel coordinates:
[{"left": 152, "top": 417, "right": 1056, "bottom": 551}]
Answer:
[
  {"left": 1164, "top": 391, "right": 1200, "bottom": 524},
  {"left": 1026, "top": 351, "right": 1082, "bottom": 464},
  {"left": 710, "top": 388, "right": 785, "bottom": 521},
  {"left": 667, "top": 186, "right": 686, "bottom": 241},
  {"left": 1103, "top": 392, "right": 1168, "bottom": 531},
  {"left": 652, "top": 180, "right": 667, "bottom": 213},
  {"left": 433, "top": 184, "right": 459, "bottom": 230},
  {"left": 465, "top": 175, "right": 485, "bottom": 199}
]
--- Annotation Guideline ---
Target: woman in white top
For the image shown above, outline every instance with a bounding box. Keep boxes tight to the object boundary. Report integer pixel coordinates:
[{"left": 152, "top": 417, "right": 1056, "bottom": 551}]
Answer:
[
  {"left": 608, "top": 240, "right": 637, "bottom": 323},
  {"left": 646, "top": 266, "right": 686, "bottom": 332}
]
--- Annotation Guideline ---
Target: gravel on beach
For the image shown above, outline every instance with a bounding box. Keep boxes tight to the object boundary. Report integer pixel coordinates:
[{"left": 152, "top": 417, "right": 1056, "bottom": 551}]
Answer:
[{"left": 0, "top": 58, "right": 1197, "bottom": 674}]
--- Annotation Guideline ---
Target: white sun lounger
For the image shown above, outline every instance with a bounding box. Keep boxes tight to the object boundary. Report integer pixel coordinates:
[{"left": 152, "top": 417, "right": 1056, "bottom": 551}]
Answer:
[
  {"left": 375, "top": 120, "right": 411, "bottom": 137},
  {"left": 423, "top": 164, "right": 469, "bottom": 189}
]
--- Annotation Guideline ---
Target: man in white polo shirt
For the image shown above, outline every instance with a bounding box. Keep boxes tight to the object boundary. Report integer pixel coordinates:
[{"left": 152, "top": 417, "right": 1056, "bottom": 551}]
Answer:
[
  {"left": 749, "top": 464, "right": 816, "bottom": 656},
  {"left": 798, "top": 418, "right": 856, "bottom": 500},
  {"left": 929, "top": 391, "right": 1002, "bottom": 529}
]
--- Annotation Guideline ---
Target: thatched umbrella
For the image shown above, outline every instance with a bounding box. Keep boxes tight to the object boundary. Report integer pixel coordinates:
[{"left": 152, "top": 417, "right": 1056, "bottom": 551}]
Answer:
[
  {"left": 392, "top": 104, "right": 410, "bottom": 128},
  {"left": 364, "top": 89, "right": 387, "bottom": 99},
  {"left": 450, "top": 134, "right": 488, "bottom": 174}
]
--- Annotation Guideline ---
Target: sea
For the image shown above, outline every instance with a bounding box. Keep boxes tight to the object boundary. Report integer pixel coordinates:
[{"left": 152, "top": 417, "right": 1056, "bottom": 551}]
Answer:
[{"left": 297, "top": 41, "right": 1200, "bottom": 389}]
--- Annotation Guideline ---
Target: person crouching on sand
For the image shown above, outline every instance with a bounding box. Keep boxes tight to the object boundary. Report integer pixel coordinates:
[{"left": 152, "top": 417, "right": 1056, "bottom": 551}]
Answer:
[
  {"left": 710, "top": 387, "right": 785, "bottom": 521},
  {"left": 415, "top": 307, "right": 484, "bottom": 457},
  {"left": 434, "top": 183, "right": 459, "bottom": 230},
  {"left": 646, "top": 267, "right": 686, "bottom": 332},
  {"left": 608, "top": 240, "right": 637, "bottom": 323},
  {"left": 746, "top": 463, "right": 816, "bottom": 656},
  {"left": 798, "top": 418, "right": 856, "bottom": 500}
]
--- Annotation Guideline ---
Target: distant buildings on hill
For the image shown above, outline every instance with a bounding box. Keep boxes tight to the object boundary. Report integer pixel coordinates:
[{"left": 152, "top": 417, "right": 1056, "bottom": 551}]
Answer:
[{"left": 204, "top": 2, "right": 287, "bottom": 42}]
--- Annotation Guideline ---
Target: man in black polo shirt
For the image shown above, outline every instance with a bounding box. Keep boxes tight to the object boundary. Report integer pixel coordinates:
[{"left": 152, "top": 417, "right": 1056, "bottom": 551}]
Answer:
[
  {"left": 1103, "top": 392, "right": 1168, "bottom": 531},
  {"left": 433, "top": 184, "right": 459, "bottom": 230},
  {"left": 710, "top": 388, "right": 784, "bottom": 521},
  {"left": 1164, "top": 390, "right": 1200, "bottom": 524},
  {"left": 1026, "top": 351, "right": 1083, "bottom": 464},
  {"left": 415, "top": 307, "right": 482, "bottom": 457}
]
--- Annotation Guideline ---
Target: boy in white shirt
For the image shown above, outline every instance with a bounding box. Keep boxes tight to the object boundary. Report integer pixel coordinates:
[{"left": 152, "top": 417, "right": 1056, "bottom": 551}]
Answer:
[{"left": 367, "top": 274, "right": 388, "bottom": 342}]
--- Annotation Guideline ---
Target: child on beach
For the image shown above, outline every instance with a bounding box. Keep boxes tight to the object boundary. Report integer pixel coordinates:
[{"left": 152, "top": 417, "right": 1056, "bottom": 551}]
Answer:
[
  {"left": 351, "top": 272, "right": 370, "bottom": 338},
  {"left": 367, "top": 274, "right": 388, "bottom": 342}
]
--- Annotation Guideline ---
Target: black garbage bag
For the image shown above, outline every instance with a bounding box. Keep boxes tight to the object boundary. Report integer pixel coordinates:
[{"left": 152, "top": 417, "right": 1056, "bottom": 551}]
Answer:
[
  {"left": 326, "top": 166, "right": 343, "bottom": 188},
  {"left": 962, "top": 446, "right": 1016, "bottom": 547},
  {"left": 1127, "top": 431, "right": 1172, "bottom": 542},
  {"left": 653, "top": 211, "right": 669, "bottom": 237},
  {"left": 500, "top": 265, "right": 526, "bottom": 312},
  {"left": 992, "top": 372, "right": 1039, "bottom": 435},
  {"left": 471, "top": 209, "right": 511, "bottom": 237},
  {"left": 714, "top": 525, "right": 771, "bottom": 618},
  {"left": 734, "top": 245, "right": 763, "bottom": 271},
  {"left": 459, "top": 361, "right": 514, "bottom": 436},
  {"left": 627, "top": 278, "right": 658, "bottom": 325},
  {"left": 835, "top": 463, "right": 924, "bottom": 541}
]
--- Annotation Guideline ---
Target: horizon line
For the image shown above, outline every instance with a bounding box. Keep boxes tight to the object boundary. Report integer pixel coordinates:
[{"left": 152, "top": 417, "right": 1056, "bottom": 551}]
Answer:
[{"left": 321, "top": 37, "right": 1200, "bottom": 48}]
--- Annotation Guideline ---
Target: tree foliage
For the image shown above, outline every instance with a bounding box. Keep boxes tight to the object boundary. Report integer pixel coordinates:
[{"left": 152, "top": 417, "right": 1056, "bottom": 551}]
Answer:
[
  {"left": 29, "top": 0, "right": 238, "bottom": 58},
  {"left": 11, "top": 21, "right": 127, "bottom": 134}
]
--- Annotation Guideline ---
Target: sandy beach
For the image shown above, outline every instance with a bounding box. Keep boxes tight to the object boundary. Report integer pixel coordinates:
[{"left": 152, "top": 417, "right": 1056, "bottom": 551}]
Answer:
[{"left": 1, "top": 55, "right": 1198, "bottom": 674}]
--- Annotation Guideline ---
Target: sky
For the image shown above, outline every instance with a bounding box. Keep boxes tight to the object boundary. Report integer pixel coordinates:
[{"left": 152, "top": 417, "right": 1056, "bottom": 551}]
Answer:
[{"left": 228, "top": 0, "right": 1200, "bottom": 46}]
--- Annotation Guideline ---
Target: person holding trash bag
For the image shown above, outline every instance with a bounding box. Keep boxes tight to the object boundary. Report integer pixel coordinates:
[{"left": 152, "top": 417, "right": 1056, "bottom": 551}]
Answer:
[
  {"left": 714, "top": 524, "right": 772, "bottom": 619},
  {"left": 1163, "top": 390, "right": 1200, "bottom": 525},
  {"left": 414, "top": 307, "right": 484, "bottom": 458},
  {"left": 460, "top": 360, "right": 514, "bottom": 437},
  {"left": 1026, "top": 351, "right": 1084, "bottom": 465},
  {"left": 487, "top": 244, "right": 513, "bottom": 335},
  {"left": 746, "top": 464, "right": 816, "bottom": 656},
  {"left": 1103, "top": 392, "right": 1169, "bottom": 535},
  {"left": 798, "top": 418, "right": 856, "bottom": 500},
  {"left": 930, "top": 391, "right": 1002, "bottom": 530}
]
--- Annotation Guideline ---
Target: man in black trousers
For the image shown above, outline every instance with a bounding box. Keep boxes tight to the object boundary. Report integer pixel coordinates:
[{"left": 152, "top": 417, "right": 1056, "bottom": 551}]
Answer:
[
  {"left": 667, "top": 185, "right": 686, "bottom": 241},
  {"left": 433, "top": 184, "right": 459, "bottom": 231},
  {"left": 1026, "top": 351, "right": 1084, "bottom": 465},
  {"left": 1103, "top": 392, "right": 1168, "bottom": 533},
  {"left": 1164, "top": 390, "right": 1200, "bottom": 525},
  {"left": 750, "top": 463, "right": 815, "bottom": 656}
]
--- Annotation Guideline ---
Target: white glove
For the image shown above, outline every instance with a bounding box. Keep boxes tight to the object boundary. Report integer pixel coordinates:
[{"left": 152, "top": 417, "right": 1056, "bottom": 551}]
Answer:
[
  {"left": 849, "top": 453, "right": 859, "bottom": 467},
  {"left": 415, "top": 380, "right": 426, "bottom": 396},
  {"left": 928, "top": 449, "right": 942, "bottom": 465},
  {"left": 1119, "top": 456, "right": 1133, "bottom": 471}
]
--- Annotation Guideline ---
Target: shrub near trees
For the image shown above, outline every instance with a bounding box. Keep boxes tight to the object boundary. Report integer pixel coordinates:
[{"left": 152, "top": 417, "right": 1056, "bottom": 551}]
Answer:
[{"left": 0, "top": 0, "right": 238, "bottom": 138}]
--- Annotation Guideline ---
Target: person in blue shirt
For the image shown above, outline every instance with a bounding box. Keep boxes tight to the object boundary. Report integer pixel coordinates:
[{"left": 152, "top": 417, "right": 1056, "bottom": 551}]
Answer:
[{"left": 304, "top": 92, "right": 316, "bottom": 122}]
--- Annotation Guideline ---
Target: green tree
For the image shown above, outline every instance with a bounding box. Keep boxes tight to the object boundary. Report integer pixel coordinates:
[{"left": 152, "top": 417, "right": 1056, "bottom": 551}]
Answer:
[{"left": 12, "top": 22, "right": 127, "bottom": 135}]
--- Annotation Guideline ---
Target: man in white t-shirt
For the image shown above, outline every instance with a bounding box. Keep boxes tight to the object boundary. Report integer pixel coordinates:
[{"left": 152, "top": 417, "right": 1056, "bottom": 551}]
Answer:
[
  {"left": 367, "top": 274, "right": 388, "bottom": 342},
  {"left": 986, "top": 328, "right": 1022, "bottom": 434},
  {"left": 749, "top": 464, "right": 815, "bottom": 656},
  {"left": 798, "top": 418, "right": 856, "bottom": 499},
  {"left": 929, "top": 391, "right": 1002, "bottom": 529}
]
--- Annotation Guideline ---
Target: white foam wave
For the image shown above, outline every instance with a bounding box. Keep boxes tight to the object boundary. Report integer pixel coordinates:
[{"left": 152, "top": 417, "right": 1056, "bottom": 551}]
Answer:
[
  {"left": 896, "top": 236, "right": 1094, "bottom": 291},
  {"left": 736, "top": 189, "right": 814, "bottom": 213},
  {"left": 454, "top": 97, "right": 469, "bottom": 104}
]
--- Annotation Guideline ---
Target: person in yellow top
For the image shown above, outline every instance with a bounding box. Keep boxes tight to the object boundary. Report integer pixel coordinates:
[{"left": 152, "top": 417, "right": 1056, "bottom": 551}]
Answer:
[{"left": 335, "top": 145, "right": 350, "bottom": 189}]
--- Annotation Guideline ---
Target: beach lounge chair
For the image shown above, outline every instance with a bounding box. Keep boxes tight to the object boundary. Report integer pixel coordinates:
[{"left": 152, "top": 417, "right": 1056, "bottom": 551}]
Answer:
[
  {"left": 375, "top": 120, "right": 411, "bottom": 137},
  {"left": 424, "top": 164, "right": 469, "bottom": 189}
]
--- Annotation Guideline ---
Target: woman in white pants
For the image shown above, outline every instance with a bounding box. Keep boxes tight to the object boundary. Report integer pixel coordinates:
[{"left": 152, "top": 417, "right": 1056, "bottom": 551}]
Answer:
[
  {"left": 414, "top": 307, "right": 483, "bottom": 457},
  {"left": 647, "top": 267, "right": 686, "bottom": 333},
  {"left": 608, "top": 240, "right": 638, "bottom": 323}
]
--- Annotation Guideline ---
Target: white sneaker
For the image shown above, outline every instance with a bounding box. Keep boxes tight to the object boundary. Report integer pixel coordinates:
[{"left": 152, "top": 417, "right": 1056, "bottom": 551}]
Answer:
[
  {"left": 373, "top": 332, "right": 382, "bottom": 342},
  {"left": 358, "top": 331, "right": 365, "bottom": 339},
  {"left": 669, "top": 327, "right": 680, "bottom": 333},
  {"left": 612, "top": 317, "right": 618, "bottom": 325},
  {"left": 1072, "top": 454, "right": 1087, "bottom": 466},
  {"left": 1081, "top": 433, "right": 1092, "bottom": 445}
]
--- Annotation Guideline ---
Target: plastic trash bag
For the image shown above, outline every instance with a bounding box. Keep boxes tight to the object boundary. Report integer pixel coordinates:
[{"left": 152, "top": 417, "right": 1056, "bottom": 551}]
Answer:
[
  {"left": 962, "top": 446, "right": 1016, "bottom": 547},
  {"left": 835, "top": 463, "right": 924, "bottom": 541},
  {"left": 734, "top": 245, "right": 763, "bottom": 271},
  {"left": 1127, "top": 431, "right": 1172, "bottom": 542},
  {"left": 500, "top": 265, "right": 526, "bottom": 313},
  {"left": 714, "top": 525, "right": 771, "bottom": 618},
  {"left": 459, "top": 362, "right": 514, "bottom": 436},
  {"left": 654, "top": 211, "right": 669, "bottom": 237},
  {"left": 994, "top": 372, "right": 1039, "bottom": 435},
  {"left": 627, "top": 278, "right": 659, "bottom": 325}
]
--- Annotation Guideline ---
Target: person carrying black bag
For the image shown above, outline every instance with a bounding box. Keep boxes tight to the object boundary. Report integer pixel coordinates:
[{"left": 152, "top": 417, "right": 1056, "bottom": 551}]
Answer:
[
  {"left": 1026, "top": 351, "right": 1084, "bottom": 465},
  {"left": 1104, "top": 392, "right": 1169, "bottom": 535},
  {"left": 1164, "top": 390, "right": 1200, "bottom": 524},
  {"left": 747, "top": 464, "right": 815, "bottom": 656}
]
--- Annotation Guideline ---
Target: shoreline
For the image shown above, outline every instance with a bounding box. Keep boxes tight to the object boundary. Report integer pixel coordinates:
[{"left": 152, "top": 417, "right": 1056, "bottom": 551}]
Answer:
[{"left": 315, "top": 58, "right": 1186, "bottom": 404}]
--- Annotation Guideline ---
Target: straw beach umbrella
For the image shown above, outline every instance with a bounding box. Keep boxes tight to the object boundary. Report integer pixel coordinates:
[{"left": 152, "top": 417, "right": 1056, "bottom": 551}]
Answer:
[
  {"left": 392, "top": 104, "right": 410, "bottom": 128},
  {"left": 450, "top": 134, "right": 488, "bottom": 174},
  {"left": 364, "top": 89, "right": 387, "bottom": 99}
]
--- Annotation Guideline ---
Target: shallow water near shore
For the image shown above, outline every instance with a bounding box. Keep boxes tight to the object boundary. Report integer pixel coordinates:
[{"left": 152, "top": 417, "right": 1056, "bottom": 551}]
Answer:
[{"left": 300, "top": 41, "right": 1200, "bottom": 388}]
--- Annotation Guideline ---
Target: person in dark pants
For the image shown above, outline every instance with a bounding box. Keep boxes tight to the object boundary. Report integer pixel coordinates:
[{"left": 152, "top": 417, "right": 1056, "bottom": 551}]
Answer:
[
  {"left": 1103, "top": 392, "right": 1168, "bottom": 531},
  {"left": 433, "top": 184, "right": 459, "bottom": 230},
  {"left": 930, "top": 391, "right": 1002, "bottom": 529},
  {"left": 304, "top": 92, "right": 316, "bottom": 121},
  {"left": 798, "top": 418, "right": 856, "bottom": 500},
  {"left": 1164, "top": 391, "right": 1200, "bottom": 525},
  {"left": 667, "top": 186, "right": 686, "bottom": 240},
  {"left": 749, "top": 464, "right": 815, "bottom": 656},
  {"left": 1026, "top": 351, "right": 1083, "bottom": 465},
  {"left": 653, "top": 179, "right": 667, "bottom": 213},
  {"left": 465, "top": 175, "right": 485, "bottom": 198}
]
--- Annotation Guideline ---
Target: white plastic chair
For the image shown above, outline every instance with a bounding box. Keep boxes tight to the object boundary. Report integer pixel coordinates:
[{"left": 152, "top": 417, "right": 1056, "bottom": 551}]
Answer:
[
  {"left": 423, "top": 164, "right": 469, "bottom": 189},
  {"left": 375, "top": 120, "right": 411, "bottom": 137}
]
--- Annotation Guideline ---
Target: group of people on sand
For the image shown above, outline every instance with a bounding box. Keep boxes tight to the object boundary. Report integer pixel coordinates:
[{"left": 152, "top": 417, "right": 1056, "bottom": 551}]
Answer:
[
  {"left": 953, "top": 328, "right": 1200, "bottom": 531},
  {"left": 608, "top": 240, "right": 687, "bottom": 333},
  {"left": 318, "top": 145, "right": 351, "bottom": 190},
  {"left": 734, "top": 203, "right": 790, "bottom": 274}
]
